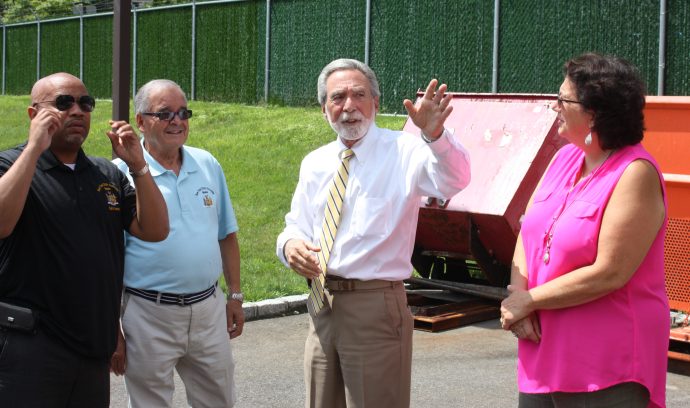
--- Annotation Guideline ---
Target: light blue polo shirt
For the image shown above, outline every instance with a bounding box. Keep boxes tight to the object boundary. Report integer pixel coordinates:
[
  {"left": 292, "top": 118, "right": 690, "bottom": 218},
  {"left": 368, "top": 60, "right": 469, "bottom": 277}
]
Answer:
[{"left": 114, "top": 142, "right": 238, "bottom": 294}]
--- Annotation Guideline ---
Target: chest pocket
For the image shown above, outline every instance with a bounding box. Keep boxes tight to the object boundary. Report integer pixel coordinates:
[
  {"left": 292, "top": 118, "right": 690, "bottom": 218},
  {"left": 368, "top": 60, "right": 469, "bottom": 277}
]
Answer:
[
  {"left": 350, "top": 198, "right": 392, "bottom": 239},
  {"left": 568, "top": 200, "right": 599, "bottom": 219},
  {"left": 531, "top": 188, "right": 552, "bottom": 205}
]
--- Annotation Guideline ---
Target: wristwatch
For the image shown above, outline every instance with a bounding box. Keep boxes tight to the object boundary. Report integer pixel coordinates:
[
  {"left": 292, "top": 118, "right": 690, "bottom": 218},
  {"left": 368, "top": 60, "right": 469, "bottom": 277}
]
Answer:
[
  {"left": 129, "top": 163, "right": 149, "bottom": 178},
  {"left": 227, "top": 292, "right": 244, "bottom": 303}
]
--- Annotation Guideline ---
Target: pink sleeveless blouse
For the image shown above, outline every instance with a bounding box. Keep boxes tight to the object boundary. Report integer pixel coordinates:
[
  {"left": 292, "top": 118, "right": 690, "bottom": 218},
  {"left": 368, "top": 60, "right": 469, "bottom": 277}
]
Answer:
[{"left": 518, "top": 143, "right": 669, "bottom": 407}]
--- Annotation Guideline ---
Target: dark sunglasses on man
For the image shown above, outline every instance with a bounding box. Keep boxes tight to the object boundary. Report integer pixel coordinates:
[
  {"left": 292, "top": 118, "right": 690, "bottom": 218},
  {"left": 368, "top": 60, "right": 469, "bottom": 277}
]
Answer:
[
  {"left": 33, "top": 95, "right": 96, "bottom": 112},
  {"left": 142, "top": 109, "right": 193, "bottom": 121}
]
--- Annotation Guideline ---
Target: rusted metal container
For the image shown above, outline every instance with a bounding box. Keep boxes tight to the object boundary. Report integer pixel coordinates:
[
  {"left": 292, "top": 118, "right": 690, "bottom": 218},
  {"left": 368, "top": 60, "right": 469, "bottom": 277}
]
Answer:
[
  {"left": 404, "top": 93, "right": 564, "bottom": 286},
  {"left": 405, "top": 93, "right": 690, "bottom": 356}
]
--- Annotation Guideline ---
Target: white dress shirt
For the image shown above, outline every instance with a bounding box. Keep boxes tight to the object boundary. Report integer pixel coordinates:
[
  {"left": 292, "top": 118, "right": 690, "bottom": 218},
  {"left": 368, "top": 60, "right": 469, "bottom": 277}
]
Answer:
[{"left": 276, "top": 122, "right": 471, "bottom": 281}]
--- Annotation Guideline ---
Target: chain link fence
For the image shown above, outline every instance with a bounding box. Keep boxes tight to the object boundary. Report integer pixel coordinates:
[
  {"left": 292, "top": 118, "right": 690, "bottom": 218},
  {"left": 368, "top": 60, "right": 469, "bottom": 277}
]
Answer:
[{"left": 1, "top": 0, "right": 688, "bottom": 111}]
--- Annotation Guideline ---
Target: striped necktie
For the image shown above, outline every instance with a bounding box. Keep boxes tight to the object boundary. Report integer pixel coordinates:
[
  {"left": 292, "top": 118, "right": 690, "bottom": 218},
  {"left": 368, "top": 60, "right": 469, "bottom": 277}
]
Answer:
[{"left": 307, "top": 148, "right": 355, "bottom": 317}]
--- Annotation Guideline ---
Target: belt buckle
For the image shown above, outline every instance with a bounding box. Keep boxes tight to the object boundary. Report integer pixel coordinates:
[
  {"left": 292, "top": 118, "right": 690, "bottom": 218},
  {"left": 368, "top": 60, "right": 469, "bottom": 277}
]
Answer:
[
  {"left": 177, "top": 295, "right": 186, "bottom": 306},
  {"left": 327, "top": 279, "right": 355, "bottom": 291}
]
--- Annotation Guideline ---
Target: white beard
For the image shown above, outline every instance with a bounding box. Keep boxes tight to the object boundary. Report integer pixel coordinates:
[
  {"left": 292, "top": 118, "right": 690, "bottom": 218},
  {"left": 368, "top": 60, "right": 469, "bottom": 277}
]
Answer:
[{"left": 326, "top": 109, "right": 374, "bottom": 141}]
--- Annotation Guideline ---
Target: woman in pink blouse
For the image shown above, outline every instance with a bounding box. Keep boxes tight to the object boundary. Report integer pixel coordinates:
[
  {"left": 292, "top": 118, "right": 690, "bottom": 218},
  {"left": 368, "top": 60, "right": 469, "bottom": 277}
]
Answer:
[{"left": 500, "top": 53, "right": 668, "bottom": 407}]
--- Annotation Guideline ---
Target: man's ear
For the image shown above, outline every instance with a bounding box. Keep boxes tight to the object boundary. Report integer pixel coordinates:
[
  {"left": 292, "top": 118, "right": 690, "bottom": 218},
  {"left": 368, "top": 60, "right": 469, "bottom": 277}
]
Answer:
[
  {"left": 27, "top": 106, "right": 38, "bottom": 120},
  {"left": 135, "top": 114, "right": 145, "bottom": 133},
  {"left": 374, "top": 96, "right": 380, "bottom": 113}
]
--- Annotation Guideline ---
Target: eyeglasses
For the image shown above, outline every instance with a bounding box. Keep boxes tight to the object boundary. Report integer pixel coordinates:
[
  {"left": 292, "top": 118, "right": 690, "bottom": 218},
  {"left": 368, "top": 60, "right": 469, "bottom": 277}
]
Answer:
[
  {"left": 556, "top": 95, "right": 582, "bottom": 108},
  {"left": 33, "top": 95, "right": 96, "bottom": 112},
  {"left": 142, "top": 109, "right": 193, "bottom": 121}
]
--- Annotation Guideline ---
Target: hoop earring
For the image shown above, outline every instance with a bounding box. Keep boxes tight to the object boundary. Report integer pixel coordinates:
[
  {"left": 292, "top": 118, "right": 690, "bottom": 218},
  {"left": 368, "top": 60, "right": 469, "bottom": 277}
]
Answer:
[{"left": 584, "top": 133, "right": 592, "bottom": 146}]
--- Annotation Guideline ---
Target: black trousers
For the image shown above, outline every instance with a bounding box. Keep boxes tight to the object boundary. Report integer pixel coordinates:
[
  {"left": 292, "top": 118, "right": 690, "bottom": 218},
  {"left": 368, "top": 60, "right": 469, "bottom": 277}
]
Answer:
[
  {"left": 518, "top": 381, "right": 650, "bottom": 408},
  {"left": 0, "top": 328, "right": 109, "bottom": 408}
]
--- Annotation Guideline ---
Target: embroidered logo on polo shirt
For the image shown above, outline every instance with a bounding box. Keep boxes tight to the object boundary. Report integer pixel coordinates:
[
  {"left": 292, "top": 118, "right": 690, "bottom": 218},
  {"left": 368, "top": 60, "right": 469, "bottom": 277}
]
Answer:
[
  {"left": 195, "top": 187, "right": 215, "bottom": 207},
  {"left": 98, "top": 182, "right": 120, "bottom": 212}
]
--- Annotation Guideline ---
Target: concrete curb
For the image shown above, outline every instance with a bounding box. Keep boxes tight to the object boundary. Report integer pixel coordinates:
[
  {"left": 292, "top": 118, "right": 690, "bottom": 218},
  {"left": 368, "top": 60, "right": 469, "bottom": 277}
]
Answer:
[{"left": 243, "top": 294, "right": 308, "bottom": 321}]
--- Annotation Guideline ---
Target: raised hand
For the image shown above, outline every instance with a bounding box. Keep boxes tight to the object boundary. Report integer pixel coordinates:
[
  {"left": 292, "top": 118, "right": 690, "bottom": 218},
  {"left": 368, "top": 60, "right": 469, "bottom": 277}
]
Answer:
[
  {"left": 107, "top": 120, "right": 146, "bottom": 171},
  {"left": 403, "top": 79, "right": 453, "bottom": 140},
  {"left": 28, "top": 108, "right": 61, "bottom": 153}
]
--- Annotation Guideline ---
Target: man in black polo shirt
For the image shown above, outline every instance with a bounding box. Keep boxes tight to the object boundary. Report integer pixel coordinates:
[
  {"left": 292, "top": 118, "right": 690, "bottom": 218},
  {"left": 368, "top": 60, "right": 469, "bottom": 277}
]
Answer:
[{"left": 0, "top": 72, "right": 169, "bottom": 407}]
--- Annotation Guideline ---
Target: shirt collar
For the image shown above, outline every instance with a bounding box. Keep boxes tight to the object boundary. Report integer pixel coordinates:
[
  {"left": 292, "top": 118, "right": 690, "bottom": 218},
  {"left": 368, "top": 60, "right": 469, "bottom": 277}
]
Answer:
[
  {"left": 141, "top": 138, "right": 199, "bottom": 177},
  {"left": 36, "top": 145, "right": 91, "bottom": 172}
]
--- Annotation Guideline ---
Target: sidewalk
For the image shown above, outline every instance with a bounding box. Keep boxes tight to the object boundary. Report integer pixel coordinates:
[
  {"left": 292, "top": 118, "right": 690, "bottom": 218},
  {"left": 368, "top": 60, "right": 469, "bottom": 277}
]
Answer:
[{"left": 110, "top": 300, "right": 690, "bottom": 407}]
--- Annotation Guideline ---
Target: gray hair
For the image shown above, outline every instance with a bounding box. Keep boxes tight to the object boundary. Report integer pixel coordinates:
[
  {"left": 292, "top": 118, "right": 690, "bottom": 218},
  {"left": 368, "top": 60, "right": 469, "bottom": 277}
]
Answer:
[
  {"left": 317, "top": 58, "right": 380, "bottom": 106},
  {"left": 134, "top": 79, "right": 187, "bottom": 115}
]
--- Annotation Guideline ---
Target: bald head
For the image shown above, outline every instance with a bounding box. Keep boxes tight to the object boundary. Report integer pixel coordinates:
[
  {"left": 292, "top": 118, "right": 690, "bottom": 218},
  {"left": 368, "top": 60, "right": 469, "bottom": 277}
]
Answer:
[
  {"left": 28, "top": 73, "right": 92, "bottom": 159},
  {"left": 31, "top": 73, "right": 86, "bottom": 105}
]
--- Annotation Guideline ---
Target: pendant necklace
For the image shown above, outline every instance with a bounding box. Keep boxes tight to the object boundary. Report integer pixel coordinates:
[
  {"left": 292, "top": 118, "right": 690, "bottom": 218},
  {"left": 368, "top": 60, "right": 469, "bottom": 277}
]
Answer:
[{"left": 542, "top": 150, "right": 613, "bottom": 264}]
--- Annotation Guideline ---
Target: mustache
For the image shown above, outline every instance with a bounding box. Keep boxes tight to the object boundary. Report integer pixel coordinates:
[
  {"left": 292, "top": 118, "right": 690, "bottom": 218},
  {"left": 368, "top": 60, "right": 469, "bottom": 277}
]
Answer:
[
  {"left": 339, "top": 111, "right": 363, "bottom": 122},
  {"left": 64, "top": 119, "right": 86, "bottom": 127}
]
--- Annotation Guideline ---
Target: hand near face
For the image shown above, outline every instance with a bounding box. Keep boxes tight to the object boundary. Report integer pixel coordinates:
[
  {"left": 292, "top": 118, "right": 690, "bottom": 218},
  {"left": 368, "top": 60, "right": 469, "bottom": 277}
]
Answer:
[
  {"left": 107, "top": 120, "right": 146, "bottom": 171},
  {"left": 403, "top": 79, "right": 453, "bottom": 140},
  {"left": 28, "top": 108, "right": 61, "bottom": 153},
  {"left": 284, "top": 239, "right": 322, "bottom": 280}
]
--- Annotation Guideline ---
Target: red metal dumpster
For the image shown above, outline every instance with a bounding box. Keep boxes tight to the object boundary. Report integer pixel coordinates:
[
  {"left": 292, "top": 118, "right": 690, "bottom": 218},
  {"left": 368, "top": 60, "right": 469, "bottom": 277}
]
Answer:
[
  {"left": 405, "top": 93, "right": 690, "bottom": 362},
  {"left": 404, "top": 93, "right": 564, "bottom": 286}
]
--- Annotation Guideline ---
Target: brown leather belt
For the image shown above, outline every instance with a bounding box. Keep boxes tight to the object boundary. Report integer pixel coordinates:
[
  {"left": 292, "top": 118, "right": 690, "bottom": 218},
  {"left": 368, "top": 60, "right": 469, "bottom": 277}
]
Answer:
[{"left": 325, "top": 276, "right": 402, "bottom": 292}]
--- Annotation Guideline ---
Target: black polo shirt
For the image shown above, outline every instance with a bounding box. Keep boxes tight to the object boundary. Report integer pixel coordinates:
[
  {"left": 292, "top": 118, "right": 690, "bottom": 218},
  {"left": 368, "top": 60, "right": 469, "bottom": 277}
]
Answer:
[{"left": 0, "top": 144, "right": 137, "bottom": 360}]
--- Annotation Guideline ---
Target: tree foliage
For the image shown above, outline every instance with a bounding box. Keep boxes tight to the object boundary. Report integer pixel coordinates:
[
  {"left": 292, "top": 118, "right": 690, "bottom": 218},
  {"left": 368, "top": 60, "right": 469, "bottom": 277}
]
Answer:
[{"left": 0, "top": 0, "right": 192, "bottom": 24}]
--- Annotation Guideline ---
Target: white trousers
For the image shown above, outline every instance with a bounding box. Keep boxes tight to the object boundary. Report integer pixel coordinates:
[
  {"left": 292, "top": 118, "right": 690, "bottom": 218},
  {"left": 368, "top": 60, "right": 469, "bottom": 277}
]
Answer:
[{"left": 122, "top": 287, "right": 236, "bottom": 408}]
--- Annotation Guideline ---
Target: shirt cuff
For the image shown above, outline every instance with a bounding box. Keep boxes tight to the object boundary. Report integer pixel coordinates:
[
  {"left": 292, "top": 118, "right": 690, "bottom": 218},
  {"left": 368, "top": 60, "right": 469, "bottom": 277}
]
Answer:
[{"left": 426, "top": 128, "right": 453, "bottom": 153}]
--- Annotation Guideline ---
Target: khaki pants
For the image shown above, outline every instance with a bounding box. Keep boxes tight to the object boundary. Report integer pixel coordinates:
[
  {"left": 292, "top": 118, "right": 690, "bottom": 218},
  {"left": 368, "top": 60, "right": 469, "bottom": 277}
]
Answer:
[
  {"left": 122, "top": 287, "right": 236, "bottom": 408},
  {"left": 304, "top": 280, "right": 413, "bottom": 408}
]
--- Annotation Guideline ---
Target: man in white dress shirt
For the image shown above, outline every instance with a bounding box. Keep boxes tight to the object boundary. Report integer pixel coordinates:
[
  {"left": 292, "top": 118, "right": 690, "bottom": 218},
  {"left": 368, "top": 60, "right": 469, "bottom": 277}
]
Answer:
[{"left": 276, "top": 58, "right": 471, "bottom": 408}]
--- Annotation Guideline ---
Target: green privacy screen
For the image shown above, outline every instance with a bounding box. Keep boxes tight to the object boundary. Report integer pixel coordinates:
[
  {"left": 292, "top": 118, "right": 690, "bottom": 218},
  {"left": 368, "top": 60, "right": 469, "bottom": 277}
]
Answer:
[
  {"left": 263, "top": 0, "right": 366, "bottom": 106},
  {"left": 371, "top": 0, "right": 495, "bottom": 112},
  {"left": 196, "top": 2, "right": 260, "bottom": 103},
  {"left": 83, "top": 16, "right": 113, "bottom": 99},
  {"left": 40, "top": 20, "right": 80, "bottom": 79},
  {"left": 499, "top": 0, "right": 661, "bottom": 94},
  {"left": 5, "top": 25, "right": 37, "bottom": 95},
  {"left": 666, "top": 0, "right": 690, "bottom": 95},
  {"left": 1, "top": 0, "right": 689, "bottom": 108},
  {"left": 135, "top": 7, "right": 193, "bottom": 95}
]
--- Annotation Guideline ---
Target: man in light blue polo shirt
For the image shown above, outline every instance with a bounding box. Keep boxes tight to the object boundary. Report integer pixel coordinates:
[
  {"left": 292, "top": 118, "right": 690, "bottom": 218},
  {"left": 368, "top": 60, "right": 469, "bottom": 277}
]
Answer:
[{"left": 110, "top": 79, "right": 243, "bottom": 408}]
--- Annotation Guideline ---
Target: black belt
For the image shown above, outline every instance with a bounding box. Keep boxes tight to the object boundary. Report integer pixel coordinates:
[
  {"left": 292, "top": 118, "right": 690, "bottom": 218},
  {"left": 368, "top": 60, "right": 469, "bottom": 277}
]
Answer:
[{"left": 125, "top": 282, "right": 217, "bottom": 306}]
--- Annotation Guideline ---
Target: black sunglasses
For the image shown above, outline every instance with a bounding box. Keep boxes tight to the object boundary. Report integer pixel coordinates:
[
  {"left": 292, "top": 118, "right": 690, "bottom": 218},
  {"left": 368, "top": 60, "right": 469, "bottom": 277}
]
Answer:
[
  {"left": 556, "top": 95, "right": 582, "bottom": 108},
  {"left": 33, "top": 95, "right": 96, "bottom": 112},
  {"left": 142, "top": 109, "right": 193, "bottom": 121}
]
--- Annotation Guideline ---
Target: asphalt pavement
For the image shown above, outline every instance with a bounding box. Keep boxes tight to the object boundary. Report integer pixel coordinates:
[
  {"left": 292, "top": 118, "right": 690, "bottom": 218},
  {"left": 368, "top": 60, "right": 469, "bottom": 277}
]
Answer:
[{"left": 110, "top": 310, "right": 690, "bottom": 407}]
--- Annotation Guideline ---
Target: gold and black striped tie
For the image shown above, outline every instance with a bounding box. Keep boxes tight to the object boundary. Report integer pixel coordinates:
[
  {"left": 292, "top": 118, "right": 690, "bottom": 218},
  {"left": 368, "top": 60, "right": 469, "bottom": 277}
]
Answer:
[{"left": 307, "top": 148, "right": 355, "bottom": 317}]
